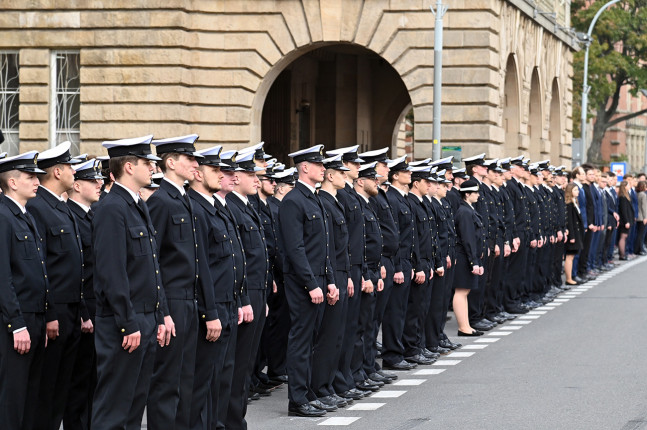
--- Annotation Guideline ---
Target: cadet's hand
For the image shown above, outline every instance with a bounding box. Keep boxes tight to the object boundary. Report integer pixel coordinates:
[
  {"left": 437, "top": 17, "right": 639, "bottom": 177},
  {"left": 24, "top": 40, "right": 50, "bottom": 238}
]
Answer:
[
  {"left": 81, "top": 318, "right": 94, "bottom": 334},
  {"left": 206, "top": 319, "right": 222, "bottom": 342},
  {"left": 626, "top": 223, "right": 630, "bottom": 229},
  {"left": 429, "top": 269, "right": 434, "bottom": 280},
  {"left": 569, "top": 239, "right": 575, "bottom": 243},
  {"left": 309, "top": 287, "right": 324, "bottom": 304},
  {"left": 538, "top": 239, "right": 544, "bottom": 248},
  {"left": 530, "top": 240, "right": 537, "bottom": 248},
  {"left": 446, "top": 256, "right": 452, "bottom": 269},
  {"left": 157, "top": 324, "right": 166, "bottom": 347},
  {"left": 494, "top": 244, "right": 501, "bottom": 257},
  {"left": 327, "top": 284, "right": 338, "bottom": 305},
  {"left": 238, "top": 308, "right": 243, "bottom": 325},
  {"left": 478, "top": 266, "right": 484, "bottom": 276},
  {"left": 123, "top": 331, "right": 141, "bottom": 353},
  {"left": 241, "top": 305, "right": 254, "bottom": 322},
  {"left": 272, "top": 281, "right": 278, "bottom": 294},
  {"left": 436, "top": 267, "right": 445, "bottom": 277},
  {"left": 414, "top": 271, "right": 425, "bottom": 284},
  {"left": 266, "top": 304, "right": 269, "bottom": 317},
  {"left": 513, "top": 237, "right": 520, "bottom": 252},
  {"left": 164, "top": 315, "right": 176, "bottom": 346},
  {"left": 46, "top": 320, "right": 59, "bottom": 340},
  {"left": 504, "top": 243, "right": 511, "bottom": 257},
  {"left": 362, "top": 279, "right": 374, "bottom": 294},
  {"left": 380, "top": 266, "right": 386, "bottom": 279},
  {"left": 347, "top": 278, "right": 354, "bottom": 298},
  {"left": 550, "top": 235, "right": 555, "bottom": 244},
  {"left": 14, "top": 330, "right": 31, "bottom": 355},
  {"left": 377, "top": 279, "right": 384, "bottom": 292},
  {"left": 471, "top": 265, "right": 480, "bottom": 275},
  {"left": 557, "top": 231, "right": 563, "bottom": 241},
  {"left": 393, "top": 271, "right": 404, "bottom": 284}
]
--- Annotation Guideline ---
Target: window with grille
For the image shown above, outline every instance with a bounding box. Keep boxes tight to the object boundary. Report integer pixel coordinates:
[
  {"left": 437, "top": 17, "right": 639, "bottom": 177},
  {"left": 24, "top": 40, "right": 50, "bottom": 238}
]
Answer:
[
  {"left": 50, "top": 51, "right": 80, "bottom": 152},
  {"left": 0, "top": 52, "right": 19, "bottom": 155}
]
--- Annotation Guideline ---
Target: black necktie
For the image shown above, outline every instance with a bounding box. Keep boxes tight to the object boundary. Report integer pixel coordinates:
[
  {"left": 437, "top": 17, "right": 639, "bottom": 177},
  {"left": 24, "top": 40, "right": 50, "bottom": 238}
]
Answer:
[
  {"left": 87, "top": 208, "right": 94, "bottom": 221},
  {"left": 183, "top": 192, "right": 191, "bottom": 209},
  {"left": 24, "top": 211, "right": 37, "bottom": 233}
]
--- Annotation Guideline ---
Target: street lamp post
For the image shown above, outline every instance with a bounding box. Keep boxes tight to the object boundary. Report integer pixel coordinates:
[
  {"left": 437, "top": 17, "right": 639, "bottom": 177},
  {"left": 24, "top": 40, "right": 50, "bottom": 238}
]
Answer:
[
  {"left": 580, "top": 0, "right": 620, "bottom": 161},
  {"left": 430, "top": 1, "right": 448, "bottom": 161}
]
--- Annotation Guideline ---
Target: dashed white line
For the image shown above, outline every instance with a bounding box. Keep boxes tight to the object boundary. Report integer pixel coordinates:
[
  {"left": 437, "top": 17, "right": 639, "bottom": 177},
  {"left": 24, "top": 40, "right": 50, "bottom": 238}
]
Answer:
[
  {"left": 393, "top": 379, "right": 426, "bottom": 386},
  {"left": 413, "top": 368, "right": 446, "bottom": 375},
  {"left": 519, "top": 315, "right": 541, "bottom": 320},
  {"left": 460, "top": 344, "right": 489, "bottom": 350},
  {"left": 371, "top": 390, "right": 407, "bottom": 398},
  {"left": 432, "top": 359, "right": 462, "bottom": 365},
  {"left": 504, "top": 325, "right": 523, "bottom": 330},
  {"left": 509, "top": 320, "right": 532, "bottom": 325},
  {"left": 528, "top": 311, "right": 547, "bottom": 315},
  {"left": 474, "top": 338, "right": 500, "bottom": 343},
  {"left": 488, "top": 331, "right": 512, "bottom": 336},
  {"left": 347, "top": 403, "right": 385, "bottom": 411},
  {"left": 318, "top": 417, "right": 361, "bottom": 426},
  {"left": 449, "top": 351, "right": 475, "bottom": 357}
]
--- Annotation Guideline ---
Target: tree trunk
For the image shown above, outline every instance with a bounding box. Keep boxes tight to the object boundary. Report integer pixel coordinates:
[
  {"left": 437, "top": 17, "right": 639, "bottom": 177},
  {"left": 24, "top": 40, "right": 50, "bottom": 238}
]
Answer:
[{"left": 586, "top": 107, "right": 609, "bottom": 164}]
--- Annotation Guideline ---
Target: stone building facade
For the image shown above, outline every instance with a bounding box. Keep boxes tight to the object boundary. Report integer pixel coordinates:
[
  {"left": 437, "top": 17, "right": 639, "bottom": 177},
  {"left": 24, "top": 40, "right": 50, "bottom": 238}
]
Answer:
[{"left": 0, "top": 0, "right": 576, "bottom": 165}]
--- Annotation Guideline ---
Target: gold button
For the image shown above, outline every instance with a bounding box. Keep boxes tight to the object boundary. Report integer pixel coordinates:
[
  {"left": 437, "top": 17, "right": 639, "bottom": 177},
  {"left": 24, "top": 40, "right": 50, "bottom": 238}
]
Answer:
[
  {"left": 181, "top": 218, "right": 184, "bottom": 222},
  {"left": 153, "top": 254, "right": 156, "bottom": 258},
  {"left": 157, "top": 286, "right": 160, "bottom": 290},
  {"left": 140, "top": 232, "right": 143, "bottom": 236},
  {"left": 24, "top": 235, "right": 27, "bottom": 239},
  {"left": 7, "top": 324, "right": 11, "bottom": 328},
  {"left": 202, "top": 315, "right": 206, "bottom": 318},
  {"left": 44, "top": 275, "right": 47, "bottom": 279},
  {"left": 60, "top": 229, "right": 64, "bottom": 233},
  {"left": 156, "top": 270, "right": 159, "bottom": 274},
  {"left": 121, "top": 328, "right": 125, "bottom": 333}
]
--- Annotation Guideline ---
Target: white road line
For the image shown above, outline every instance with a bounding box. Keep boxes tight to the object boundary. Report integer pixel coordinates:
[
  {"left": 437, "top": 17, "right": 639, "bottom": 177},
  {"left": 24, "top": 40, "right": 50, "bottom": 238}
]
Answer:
[
  {"left": 371, "top": 390, "right": 407, "bottom": 398},
  {"left": 474, "top": 338, "right": 500, "bottom": 343},
  {"left": 318, "top": 417, "right": 361, "bottom": 425},
  {"left": 528, "top": 311, "right": 547, "bottom": 314},
  {"left": 519, "top": 315, "right": 541, "bottom": 320},
  {"left": 347, "top": 403, "right": 385, "bottom": 411},
  {"left": 413, "top": 368, "right": 446, "bottom": 375},
  {"left": 535, "top": 306, "right": 555, "bottom": 310},
  {"left": 488, "top": 331, "right": 512, "bottom": 336},
  {"left": 432, "top": 359, "right": 462, "bottom": 366},
  {"left": 504, "top": 325, "right": 523, "bottom": 330},
  {"left": 569, "top": 291, "right": 583, "bottom": 295},
  {"left": 560, "top": 295, "right": 577, "bottom": 298},
  {"left": 509, "top": 320, "right": 532, "bottom": 325},
  {"left": 393, "top": 379, "right": 426, "bottom": 386},
  {"left": 449, "top": 351, "right": 475, "bottom": 357},
  {"left": 461, "top": 344, "right": 489, "bottom": 350},
  {"left": 545, "top": 302, "right": 562, "bottom": 306},
  {"left": 553, "top": 298, "right": 570, "bottom": 302}
]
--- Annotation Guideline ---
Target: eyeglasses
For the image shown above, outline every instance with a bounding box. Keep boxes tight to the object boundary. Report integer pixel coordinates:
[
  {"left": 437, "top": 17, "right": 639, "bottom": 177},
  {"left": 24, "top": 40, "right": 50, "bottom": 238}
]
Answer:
[{"left": 260, "top": 178, "right": 276, "bottom": 183}]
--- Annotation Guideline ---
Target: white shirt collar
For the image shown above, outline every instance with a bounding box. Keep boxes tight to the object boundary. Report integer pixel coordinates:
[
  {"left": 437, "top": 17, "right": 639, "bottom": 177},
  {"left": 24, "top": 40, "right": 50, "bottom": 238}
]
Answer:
[
  {"left": 40, "top": 185, "right": 64, "bottom": 202},
  {"left": 195, "top": 190, "right": 215, "bottom": 206},
  {"left": 68, "top": 198, "right": 91, "bottom": 213},
  {"left": 115, "top": 181, "right": 140, "bottom": 203},
  {"left": 214, "top": 193, "right": 227, "bottom": 207},
  {"left": 390, "top": 185, "right": 407, "bottom": 197},
  {"left": 4, "top": 195, "right": 26, "bottom": 213},
  {"left": 231, "top": 190, "right": 249, "bottom": 205},
  {"left": 319, "top": 189, "right": 338, "bottom": 202},
  {"left": 433, "top": 196, "right": 443, "bottom": 204},
  {"left": 492, "top": 185, "right": 499, "bottom": 191},
  {"left": 163, "top": 177, "right": 186, "bottom": 196},
  {"left": 298, "top": 180, "right": 317, "bottom": 194},
  {"left": 357, "top": 192, "right": 370, "bottom": 204}
]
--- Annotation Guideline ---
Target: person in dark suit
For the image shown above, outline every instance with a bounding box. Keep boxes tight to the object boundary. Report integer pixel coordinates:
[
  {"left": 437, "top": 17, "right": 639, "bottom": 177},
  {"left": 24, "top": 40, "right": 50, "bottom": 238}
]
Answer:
[
  {"left": 618, "top": 180, "right": 635, "bottom": 260},
  {"left": 605, "top": 172, "right": 620, "bottom": 263},
  {"left": 63, "top": 159, "right": 104, "bottom": 430},
  {"left": 564, "top": 183, "right": 584, "bottom": 285},
  {"left": 91, "top": 135, "right": 172, "bottom": 430},
  {"left": 278, "top": 145, "right": 337, "bottom": 417},
  {"left": 312, "top": 154, "right": 352, "bottom": 409},
  {"left": 26, "top": 141, "right": 84, "bottom": 430},
  {"left": 225, "top": 148, "right": 269, "bottom": 429},
  {"left": 453, "top": 179, "right": 486, "bottom": 336},
  {"left": 0, "top": 151, "right": 49, "bottom": 430},
  {"left": 146, "top": 134, "right": 202, "bottom": 430}
]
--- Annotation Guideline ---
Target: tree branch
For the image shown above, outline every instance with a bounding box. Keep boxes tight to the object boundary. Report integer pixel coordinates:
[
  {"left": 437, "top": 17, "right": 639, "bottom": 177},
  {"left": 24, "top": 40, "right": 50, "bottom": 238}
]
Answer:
[{"left": 606, "top": 107, "right": 647, "bottom": 128}]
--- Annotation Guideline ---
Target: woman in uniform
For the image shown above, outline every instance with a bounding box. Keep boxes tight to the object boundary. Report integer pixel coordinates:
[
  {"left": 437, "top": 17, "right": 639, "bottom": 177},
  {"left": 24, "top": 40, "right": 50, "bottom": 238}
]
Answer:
[{"left": 564, "top": 183, "right": 583, "bottom": 286}]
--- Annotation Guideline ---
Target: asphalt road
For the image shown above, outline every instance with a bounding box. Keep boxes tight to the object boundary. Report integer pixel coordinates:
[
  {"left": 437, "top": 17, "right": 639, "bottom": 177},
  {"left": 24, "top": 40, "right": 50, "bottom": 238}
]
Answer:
[{"left": 246, "top": 256, "right": 647, "bottom": 430}]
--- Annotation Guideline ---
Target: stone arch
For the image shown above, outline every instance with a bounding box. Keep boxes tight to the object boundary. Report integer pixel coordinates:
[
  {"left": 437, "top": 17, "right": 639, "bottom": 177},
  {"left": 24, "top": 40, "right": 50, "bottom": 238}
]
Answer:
[
  {"left": 502, "top": 54, "right": 521, "bottom": 154},
  {"left": 528, "top": 67, "right": 543, "bottom": 161},
  {"left": 549, "top": 77, "right": 562, "bottom": 163}
]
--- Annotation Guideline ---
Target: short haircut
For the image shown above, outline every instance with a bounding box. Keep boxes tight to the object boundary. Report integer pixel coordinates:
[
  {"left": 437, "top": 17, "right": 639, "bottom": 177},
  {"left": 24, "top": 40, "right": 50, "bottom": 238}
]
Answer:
[
  {"left": 607, "top": 171, "right": 616, "bottom": 178},
  {"left": 0, "top": 170, "right": 20, "bottom": 193},
  {"left": 109, "top": 155, "right": 140, "bottom": 180},
  {"left": 159, "top": 153, "right": 180, "bottom": 173},
  {"left": 466, "top": 165, "right": 476, "bottom": 176}
]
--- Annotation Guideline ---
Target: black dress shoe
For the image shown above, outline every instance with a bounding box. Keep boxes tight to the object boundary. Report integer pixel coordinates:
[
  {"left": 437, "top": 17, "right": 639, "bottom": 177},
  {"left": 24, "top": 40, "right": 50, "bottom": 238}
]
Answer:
[
  {"left": 351, "top": 387, "right": 371, "bottom": 397},
  {"left": 471, "top": 321, "right": 494, "bottom": 331},
  {"left": 288, "top": 403, "right": 327, "bottom": 417},
  {"left": 356, "top": 380, "right": 380, "bottom": 392},
  {"left": 311, "top": 399, "right": 337, "bottom": 412},
  {"left": 268, "top": 374, "right": 288, "bottom": 385},
  {"left": 376, "top": 369, "right": 397, "bottom": 380},
  {"left": 427, "top": 346, "right": 449, "bottom": 355},
  {"left": 421, "top": 348, "right": 440, "bottom": 359},
  {"left": 404, "top": 354, "right": 433, "bottom": 365},
  {"left": 366, "top": 378, "right": 385, "bottom": 387},
  {"left": 383, "top": 360, "right": 417, "bottom": 370},
  {"left": 368, "top": 372, "right": 392, "bottom": 384},
  {"left": 440, "top": 339, "right": 462, "bottom": 349},
  {"left": 573, "top": 276, "right": 585, "bottom": 283},
  {"left": 486, "top": 315, "right": 506, "bottom": 324},
  {"left": 331, "top": 394, "right": 349, "bottom": 407},
  {"left": 457, "top": 329, "right": 483, "bottom": 337},
  {"left": 339, "top": 389, "right": 363, "bottom": 401},
  {"left": 253, "top": 386, "right": 272, "bottom": 397},
  {"left": 497, "top": 312, "right": 516, "bottom": 321}
]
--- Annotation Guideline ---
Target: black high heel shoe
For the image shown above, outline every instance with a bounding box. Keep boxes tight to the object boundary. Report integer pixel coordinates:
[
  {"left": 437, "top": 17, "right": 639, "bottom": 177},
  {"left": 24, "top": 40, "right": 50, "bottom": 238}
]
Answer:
[{"left": 457, "top": 329, "right": 483, "bottom": 337}]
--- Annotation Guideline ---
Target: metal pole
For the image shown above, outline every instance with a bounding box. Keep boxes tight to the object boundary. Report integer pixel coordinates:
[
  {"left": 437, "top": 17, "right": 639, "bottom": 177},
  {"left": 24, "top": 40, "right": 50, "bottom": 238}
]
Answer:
[
  {"left": 430, "top": 1, "right": 448, "bottom": 161},
  {"left": 581, "top": 0, "right": 620, "bottom": 159}
]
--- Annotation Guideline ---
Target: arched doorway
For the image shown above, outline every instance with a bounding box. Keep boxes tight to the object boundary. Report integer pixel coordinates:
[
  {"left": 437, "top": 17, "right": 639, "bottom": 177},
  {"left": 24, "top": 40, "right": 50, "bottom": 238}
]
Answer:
[
  {"left": 503, "top": 55, "right": 521, "bottom": 154},
  {"left": 257, "top": 44, "right": 412, "bottom": 163},
  {"left": 549, "top": 78, "right": 562, "bottom": 164},
  {"left": 528, "top": 68, "right": 543, "bottom": 161}
]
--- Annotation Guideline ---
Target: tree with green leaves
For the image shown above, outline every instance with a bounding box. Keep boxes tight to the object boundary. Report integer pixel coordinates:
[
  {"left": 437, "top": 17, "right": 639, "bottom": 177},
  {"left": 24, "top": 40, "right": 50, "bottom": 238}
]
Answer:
[{"left": 572, "top": 0, "right": 647, "bottom": 164}]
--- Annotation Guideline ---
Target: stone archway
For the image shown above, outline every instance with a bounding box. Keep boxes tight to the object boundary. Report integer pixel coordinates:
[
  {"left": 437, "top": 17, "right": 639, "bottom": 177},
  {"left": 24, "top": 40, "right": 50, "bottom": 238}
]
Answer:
[
  {"left": 528, "top": 68, "right": 543, "bottom": 161},
  {"left": 255, "top": 43, "right": 412, "bottom": 162},
  {"left": 549, "top": 78, "right": 562, "bottom": 163},
  {"left": 502, "top": 54, "right": 521, "bottom": 154}
]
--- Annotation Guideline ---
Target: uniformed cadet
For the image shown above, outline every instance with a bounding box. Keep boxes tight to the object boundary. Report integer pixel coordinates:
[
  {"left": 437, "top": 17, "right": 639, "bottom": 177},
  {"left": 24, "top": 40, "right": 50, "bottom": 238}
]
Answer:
[
  {"left": 312, "top": 154, "right": 352, "bottom": 409},
  {"left": 187, "top": 145, "right": 232, "bottom": 430},
  {"left": 523, "top": 164, "right": 543, "bottom": 308},
  {"left": 358, "top": 148, "right": 399, "bottom": 384},
  {"left": 352, "top": 162, "right": 386, "bottom": 387},
  {"left": 210, "top": 150, "right": 247, "bottom": 430},
  {"left": 278, "top": 145, "right": 337, "bottom": 417},
  {"left": 381, "top": 155, "right": 417, "bottom": 371},
  {"left": 403, "top": 165, "right": 438, "bottom": 365},
  {"left": 446, "top": 168, "right": 465, "bottom": 213},
  {"left": 26, "top": 141, "right": 84, "bottom": 430},
  {"left": 225, "top": 148, "right": 269, "bottom": 429},
  {"left": 0, "top": 151, "right": 49, "bottom": 430},
  {"left": 96, "top": 155, "right": 113, "bottom": 199},
  {"left": 91, "top": 135, "right": 170, "bottom": 430},
  {"left": 325, "top": 145, "right": 371, "bottom": 398},
  {"left": 147, "top": 134, "right": 202, "bottom": 430},
  {"left": 139, "top": 172, "right": 163, "bottom": 201},
  {"left": 498, "top": 158, "right": 520, "bottom": 321},
  {"left": 63, "top": 158, "right": 104, "bottom": 430}
]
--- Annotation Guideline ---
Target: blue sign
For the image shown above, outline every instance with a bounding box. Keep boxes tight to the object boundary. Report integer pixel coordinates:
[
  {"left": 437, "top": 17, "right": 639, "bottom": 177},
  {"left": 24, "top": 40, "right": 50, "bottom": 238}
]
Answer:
[{"left": 610, "top": 162, "right": 627, "bottom": 182}]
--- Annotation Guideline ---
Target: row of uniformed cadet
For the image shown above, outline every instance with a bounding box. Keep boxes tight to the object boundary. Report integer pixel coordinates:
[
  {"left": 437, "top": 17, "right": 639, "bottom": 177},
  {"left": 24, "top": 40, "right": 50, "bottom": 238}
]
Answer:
[{"left": 0, "top": 135, "right": 577, "bottom": 426}]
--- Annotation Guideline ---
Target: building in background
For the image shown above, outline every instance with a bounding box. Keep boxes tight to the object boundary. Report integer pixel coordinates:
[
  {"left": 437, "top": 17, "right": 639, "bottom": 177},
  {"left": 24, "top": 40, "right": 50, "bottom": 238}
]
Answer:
[{"left": 0, "top": 0, "right": 575, "bottom": 165}]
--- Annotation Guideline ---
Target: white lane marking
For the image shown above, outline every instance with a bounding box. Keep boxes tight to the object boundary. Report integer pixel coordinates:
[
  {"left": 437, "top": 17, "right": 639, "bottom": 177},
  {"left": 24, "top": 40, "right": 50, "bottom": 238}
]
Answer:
[
  {"left": 509, "top": 320, "right": 532, "bottom": 325},
  {"left": 560, "top": 295, "right": 577, "bottom": 298},
  {"left": 528, "top": 311, "right": 547, "bottom": 314},
  {"left": 488, "top": 331, "right": 512, "bottom": 336},
  {"left": 553, "top": 298, "right": 570, "bottom": 302},
  {"left": 393, "top": 379, "right": 426, "bottom": 386},
  {"left": 519, "top": 315, "right": 541, "bottom": 320},
  {"left": 535, "top": 306, "right": 555, "bottom": 310},
  {"left": 347, "top": 403, "right": 385, "bottom": 411},
  {"left": 413, "top": 368, "right": 446, "bottom": 375},
  {"left": 504, "top": 325, "right": 523, "bottom": 330},
  {"left": 474, "top": 338, "right": 500, "bottom": 343},
  {"left": 569, "top": 292, "right": 583, "bottom": 295},
  {"left": 371, "top": 390, "right": 407, "bottom": 398},
  {"left": 432, "top": 359, "right": 462, "bottom": 366},
  {"left": 449, "top": 351, "right": 475, "bottom": 357},
  {"left": 318, "top": 417, "right": 361, "bottom": 425},
  {"left": 546, "top": 302, "right": 563, "bottom": 306},
  {"left": 461, "top": 344, "right": 489, "bottom": 350}
]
